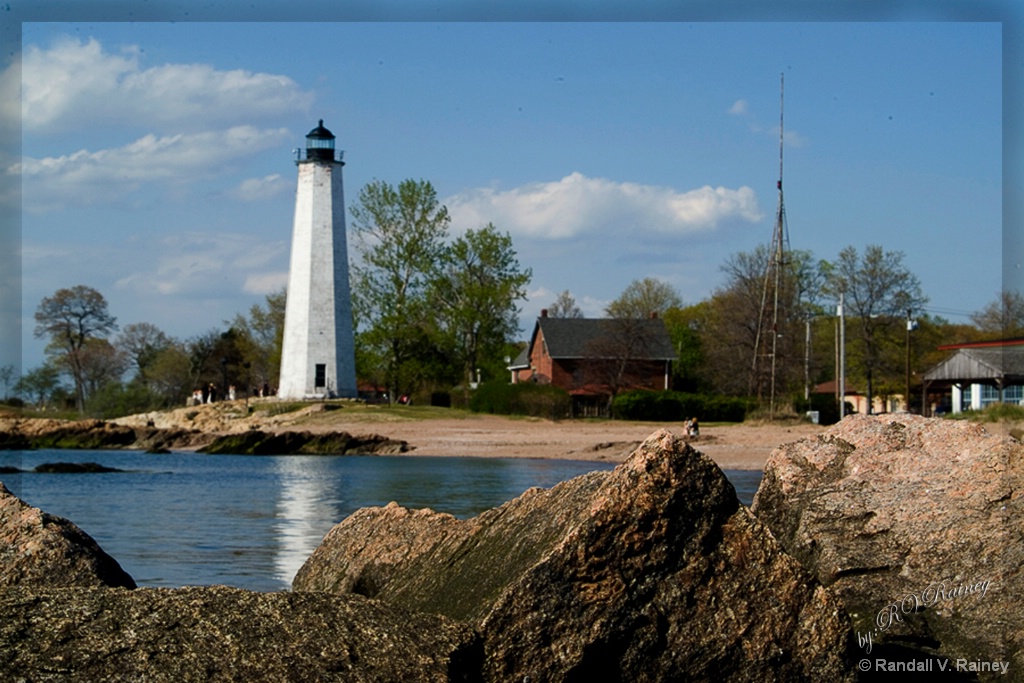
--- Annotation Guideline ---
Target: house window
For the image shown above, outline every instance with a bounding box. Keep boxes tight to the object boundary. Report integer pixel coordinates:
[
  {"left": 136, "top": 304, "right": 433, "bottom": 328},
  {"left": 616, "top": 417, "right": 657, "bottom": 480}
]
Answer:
[{"left": 981, "top": 383, "right": 1023, "bottom": 406}]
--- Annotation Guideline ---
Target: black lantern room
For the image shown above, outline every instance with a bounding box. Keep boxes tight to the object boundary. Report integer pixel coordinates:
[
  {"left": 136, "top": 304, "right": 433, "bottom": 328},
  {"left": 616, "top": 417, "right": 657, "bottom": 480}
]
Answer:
[{"left": 305, "top": 119, "right": 336, "bottom": 161}]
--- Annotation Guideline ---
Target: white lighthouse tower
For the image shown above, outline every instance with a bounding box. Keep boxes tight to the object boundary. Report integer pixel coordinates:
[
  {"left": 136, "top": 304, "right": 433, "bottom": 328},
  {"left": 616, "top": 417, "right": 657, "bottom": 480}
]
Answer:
[{"left": 278, "top": 120, "right": 357, "bottom": 399}]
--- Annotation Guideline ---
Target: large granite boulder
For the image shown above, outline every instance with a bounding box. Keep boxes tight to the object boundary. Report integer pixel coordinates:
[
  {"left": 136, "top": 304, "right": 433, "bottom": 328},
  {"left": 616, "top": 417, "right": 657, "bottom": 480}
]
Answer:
[
  {"left": 295, "top": 430, "right": 853, "bottom": 682},
  {"left": 0, "top": 585, "right": 481, "bottom": 682},
  {"left": 0, "top": 481, "right": 135, "bottom": 589},
  {"left": 752, "top": 414, "right": 1023, "bottom": 680}
]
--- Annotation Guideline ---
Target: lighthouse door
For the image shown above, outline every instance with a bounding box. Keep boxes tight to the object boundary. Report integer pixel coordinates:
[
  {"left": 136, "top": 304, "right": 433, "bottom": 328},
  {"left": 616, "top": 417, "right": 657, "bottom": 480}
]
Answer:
[{"left": 314, "top": 364, "right": 326, "bottom": 390}]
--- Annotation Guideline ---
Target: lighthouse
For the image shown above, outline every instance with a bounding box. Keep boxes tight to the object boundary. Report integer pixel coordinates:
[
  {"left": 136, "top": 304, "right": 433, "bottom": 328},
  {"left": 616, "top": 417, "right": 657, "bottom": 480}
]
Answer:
[{"left": 277, "top": 120, "right": 357, "bottom": 399}]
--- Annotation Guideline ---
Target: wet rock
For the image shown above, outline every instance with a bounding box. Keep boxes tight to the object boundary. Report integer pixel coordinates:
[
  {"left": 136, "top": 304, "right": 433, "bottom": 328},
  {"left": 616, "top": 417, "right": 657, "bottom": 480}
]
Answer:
[
  {"left": 0, "top": 481, "right": 135, "bottom": 588},
  {"left": 752, "top": 414, "right": 1024, "bottom": 679},
  {"left": 198, "top": 429, "right": 409, "bottom": 455},
  {"left": 25, "top": 419, "right": 138, "bottom": 450},
  {"left": 130, "top": 426, "right": 208, "bottom": 451},
  {"left": 295, "top": 430, "right": 853, "bottom": 682},
  {"left": 33, "top": 462, "right": 125, "bottom": 474},
  {"left": 294, "top": 501, "right": 473, "bottom": 595},
  {"left": 0, "top": 585, "right": 482, "bottom": 682}
]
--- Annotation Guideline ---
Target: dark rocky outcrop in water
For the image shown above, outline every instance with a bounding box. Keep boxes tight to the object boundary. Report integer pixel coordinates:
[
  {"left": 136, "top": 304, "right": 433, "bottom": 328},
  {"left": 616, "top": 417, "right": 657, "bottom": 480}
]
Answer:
[
  {"left": 33, "top": 462, "right": 125, "bottom": 473},
  {"left": 0, "top": 418, "right": 207, "bottom": 451},
  {"left": 0, "top": 481, "right": 136, "bottom": 589},
  {"left": 0, "top": 417, "right": 408, "bottom": 455},
  {"left": 26, "top": 419, "right": 138, "bottom": 450},
  {"left": 295, "top": 429, "right": 853, "bottom": 682},
  {"left": 0, "top": 585, "right": 482, "bottom": 683},
  {"left": 752, "top": 414, "right": 1024, "bottom": 681},
  {"left": 198, "top": 429, "right": 409, "bottom": 455}
]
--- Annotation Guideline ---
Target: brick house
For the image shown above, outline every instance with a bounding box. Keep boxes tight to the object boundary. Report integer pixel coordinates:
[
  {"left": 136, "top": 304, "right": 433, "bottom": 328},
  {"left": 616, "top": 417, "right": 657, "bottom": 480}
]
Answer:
[{"left": 508, "top": 310, "right": 675, "bottom": 416}]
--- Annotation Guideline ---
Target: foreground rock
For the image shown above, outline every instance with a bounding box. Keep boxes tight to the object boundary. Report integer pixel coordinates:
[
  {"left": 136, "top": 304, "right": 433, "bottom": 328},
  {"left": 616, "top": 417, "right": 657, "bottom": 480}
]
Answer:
[
  {"left": 295, "top": 430, "right": 853, "bottom": 682},
  {"left": 752, "top": 414, "right": 1023, "bottom": 680},
  {"left": 0, "top": 585, "right": 481, "bottom": 682},
  {"left": 0, "top": 481, "right": 136, "bottom": 589}
]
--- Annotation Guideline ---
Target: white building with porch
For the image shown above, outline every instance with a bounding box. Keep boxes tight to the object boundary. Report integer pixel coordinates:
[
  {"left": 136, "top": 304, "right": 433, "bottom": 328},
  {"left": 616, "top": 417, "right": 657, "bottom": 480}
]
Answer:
[{"left": 922, "top": 340, "right": 1024, "bottom": 414}]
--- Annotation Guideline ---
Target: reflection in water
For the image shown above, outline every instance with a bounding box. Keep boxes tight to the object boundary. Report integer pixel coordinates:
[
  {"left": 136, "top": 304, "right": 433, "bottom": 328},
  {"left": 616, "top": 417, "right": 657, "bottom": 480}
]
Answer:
[
  {"left": 272, "top": 457, "right": 340, "bottom": 586},
  {"left": 0, "top": 450, "right": 759, "bottom": 591}
]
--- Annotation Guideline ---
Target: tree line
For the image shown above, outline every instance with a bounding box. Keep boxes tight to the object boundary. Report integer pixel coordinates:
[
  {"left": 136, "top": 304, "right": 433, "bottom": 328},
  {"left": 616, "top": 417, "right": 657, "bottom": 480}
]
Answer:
[{"left": 7, "top": 175, "right": 1022, "bottom": 417}]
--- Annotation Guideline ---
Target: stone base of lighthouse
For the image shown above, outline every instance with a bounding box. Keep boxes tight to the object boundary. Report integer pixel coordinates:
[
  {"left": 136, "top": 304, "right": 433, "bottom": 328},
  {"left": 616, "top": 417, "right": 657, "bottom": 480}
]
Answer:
[{"left": 277, "top": 158, "right": 357, "bottom": 400}]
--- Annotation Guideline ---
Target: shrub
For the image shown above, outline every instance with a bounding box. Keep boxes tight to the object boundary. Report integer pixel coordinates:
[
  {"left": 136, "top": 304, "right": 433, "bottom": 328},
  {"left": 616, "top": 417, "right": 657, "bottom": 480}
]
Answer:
[
  {"left": 611, "top": 390, "right": 750, "bottom": 423},
  {"left": 792, "top": 393, "right": 843, "bottom": 426},
  {"left": 469, "top": 382, "right": 571, "bottom": 420}
]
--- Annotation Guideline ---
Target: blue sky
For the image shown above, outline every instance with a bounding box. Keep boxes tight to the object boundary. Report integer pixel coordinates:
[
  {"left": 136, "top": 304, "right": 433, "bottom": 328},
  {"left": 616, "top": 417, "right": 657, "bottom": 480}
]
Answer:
[{"left": 0, "top": 8, "right": 1013, "bottom": 375}]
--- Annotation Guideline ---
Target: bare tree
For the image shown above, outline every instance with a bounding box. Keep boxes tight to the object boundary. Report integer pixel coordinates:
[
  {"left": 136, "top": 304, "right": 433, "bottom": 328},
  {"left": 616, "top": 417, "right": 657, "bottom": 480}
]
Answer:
[
  {"left": 548, "top": 290, "right": 583, "bottom": 319},
  {"left": 34, "top": 285, "right": 118, "bottom": 413},
  {"left": 584, "top": 318, "right": 671, "bottom": 412},
  {"left": 823, "top": 245, "right": 927, "bottom": 414},
  {"left": 970, "top": 290, "right": 1024, "bottom": 338},
  {"left": 0, "top": 363, "right": 14, "bottom": 401}
]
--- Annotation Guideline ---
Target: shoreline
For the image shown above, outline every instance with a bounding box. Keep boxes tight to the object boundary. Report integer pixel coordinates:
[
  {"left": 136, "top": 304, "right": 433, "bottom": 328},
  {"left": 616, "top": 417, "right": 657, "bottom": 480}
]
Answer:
[{"left": 6, "top": 403, "right": 830, "bottom": 471}]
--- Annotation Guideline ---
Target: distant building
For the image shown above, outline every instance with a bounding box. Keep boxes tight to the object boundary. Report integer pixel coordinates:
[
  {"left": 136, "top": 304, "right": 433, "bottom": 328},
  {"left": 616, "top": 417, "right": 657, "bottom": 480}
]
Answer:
[
  {"left": 509, "top": 310, "right": 675, "bottom": 416},
  {"left": 278, "top": 120, "right": 358, "bottom": 399},
  {"left": 923, "top": 338, "right": 1024, "bottom": 414},
  {"left": 812, "top": 380, "right": 899, "bottom": 415}
]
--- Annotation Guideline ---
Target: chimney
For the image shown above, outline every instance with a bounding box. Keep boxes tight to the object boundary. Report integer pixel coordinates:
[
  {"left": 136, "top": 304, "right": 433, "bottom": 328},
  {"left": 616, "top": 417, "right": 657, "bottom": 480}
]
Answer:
[{"left": 540, "top": 308, "right": 549, "bottom": 318}]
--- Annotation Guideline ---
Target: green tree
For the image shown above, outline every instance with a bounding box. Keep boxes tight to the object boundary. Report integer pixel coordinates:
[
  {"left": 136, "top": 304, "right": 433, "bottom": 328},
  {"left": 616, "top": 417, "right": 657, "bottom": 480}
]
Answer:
[
  {"left": 350, "top": 179, "right": 450, "bottom": 403},
  {"left": 823, "top": 245, "right": 927, "bottom": 414},
  {"left": 229, "top": 288, "right": 286, "bottom": 391},
  {"left": 662, "top": 303, "right": 707, "bottom": 393},
  {"left": 76, "top": 338, "right": 129, "bottom": 403},
  {"left": 148, "top": 342, "right": 194, "bottom": 406},
  {"left": 34, "top": 285, "right": 118, "bottom": 413},
  {"left": 116, "top": 322, "right": 171, "bottom": 387},
  {"left": 605, "top": 277, "right": 682, "bottom": 319},
  {"left": 14, "top": 364, "right": 62, "bottom": 409},
  {"left": 432, "top": 224, "right": 531, "bottom": 391}
]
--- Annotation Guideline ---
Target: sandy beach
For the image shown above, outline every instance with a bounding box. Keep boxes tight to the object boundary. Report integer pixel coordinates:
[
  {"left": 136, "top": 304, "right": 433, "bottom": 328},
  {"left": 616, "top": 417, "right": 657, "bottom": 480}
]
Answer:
[{"left": 239, "top": 405, "right": 829, "bottom": 470}]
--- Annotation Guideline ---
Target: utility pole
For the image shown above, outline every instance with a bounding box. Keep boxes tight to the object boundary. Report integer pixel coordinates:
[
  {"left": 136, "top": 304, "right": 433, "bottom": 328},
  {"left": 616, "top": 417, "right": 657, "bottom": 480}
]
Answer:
[
  {"left": 752, "top": 73, "right": 790, "bottom": 418},
  {"left": 905, "top": 309, "right": 915, "bottom": 413},
  {"left": 838, "top": 292, "right": 846, "bottom": 420}
]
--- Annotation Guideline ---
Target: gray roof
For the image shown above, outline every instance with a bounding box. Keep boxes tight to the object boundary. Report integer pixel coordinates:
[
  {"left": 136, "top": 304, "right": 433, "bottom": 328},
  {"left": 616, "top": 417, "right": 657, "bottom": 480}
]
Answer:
[
  {"left": 532, "top": 317, "right": 676, "bottom": 361},
  {"left": 923, "top": 346, "right": 1024, "bottom": 383}
]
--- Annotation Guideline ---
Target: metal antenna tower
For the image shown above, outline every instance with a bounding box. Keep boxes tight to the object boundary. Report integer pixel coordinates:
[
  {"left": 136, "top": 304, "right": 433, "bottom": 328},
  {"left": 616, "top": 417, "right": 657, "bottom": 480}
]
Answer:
[{"left": 752, "top": 73, "right": 791, "bottom": 417}]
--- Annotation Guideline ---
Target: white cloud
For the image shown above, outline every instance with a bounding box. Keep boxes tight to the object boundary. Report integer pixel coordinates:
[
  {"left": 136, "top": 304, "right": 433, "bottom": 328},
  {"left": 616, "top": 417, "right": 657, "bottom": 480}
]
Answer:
[
  {"left": 113, "top": 232, "right": 286, "bottom": 297},
  {"left": 243, "top": 271, "right": 289, "bottom": 295},
  {"left": 19, "top": 37, "right": 314, "bottom": 133},
  {"left": 446, "top": 172, "right": 763, "bottom": 239},
  {"left": 783, "top": 129, "right": 809, "bottom": 148},
  {"left": 18, "top": 126, "right": 291, "bottom": 211},
  {"left": 230, "top": 174, "right": 293, "bottom": 202},
  {"left": 728, "top": 99, "right": 749, "bottom": 115}
]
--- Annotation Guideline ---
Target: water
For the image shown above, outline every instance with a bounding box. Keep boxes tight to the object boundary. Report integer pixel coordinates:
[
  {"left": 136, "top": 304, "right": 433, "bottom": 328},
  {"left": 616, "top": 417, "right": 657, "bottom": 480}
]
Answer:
[{"left": 0, "top": 450, "right": 762, "bottom": 592}]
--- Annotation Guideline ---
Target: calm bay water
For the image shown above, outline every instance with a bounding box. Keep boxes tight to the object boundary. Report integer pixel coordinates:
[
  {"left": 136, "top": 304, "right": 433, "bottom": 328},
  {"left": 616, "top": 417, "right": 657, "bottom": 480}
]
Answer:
[{"left": 0, "top": 450, "right": 761, "bottom": 592}]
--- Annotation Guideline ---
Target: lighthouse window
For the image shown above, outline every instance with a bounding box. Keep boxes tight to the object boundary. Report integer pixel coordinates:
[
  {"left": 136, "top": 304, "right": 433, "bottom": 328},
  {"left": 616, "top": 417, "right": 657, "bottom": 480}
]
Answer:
[{"left": 315, "top": 364, "right": 326, "bottom": 388}]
